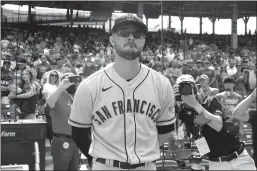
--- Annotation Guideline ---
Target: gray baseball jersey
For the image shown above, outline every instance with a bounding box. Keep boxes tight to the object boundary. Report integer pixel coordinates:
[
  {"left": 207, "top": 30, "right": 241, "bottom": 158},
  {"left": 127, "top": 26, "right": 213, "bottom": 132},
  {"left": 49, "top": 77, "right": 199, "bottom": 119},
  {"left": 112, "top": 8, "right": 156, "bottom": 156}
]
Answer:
[{"left": 68, "top": 63, "right": 175, "bottom": 164}]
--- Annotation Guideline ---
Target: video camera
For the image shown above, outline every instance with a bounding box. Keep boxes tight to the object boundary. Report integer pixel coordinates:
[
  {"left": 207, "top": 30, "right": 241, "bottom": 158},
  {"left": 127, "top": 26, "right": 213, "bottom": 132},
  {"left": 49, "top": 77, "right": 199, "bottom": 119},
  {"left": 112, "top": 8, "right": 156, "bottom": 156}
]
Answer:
[{"left": 175, "top": 81, "right": 198, "bottom": 102}]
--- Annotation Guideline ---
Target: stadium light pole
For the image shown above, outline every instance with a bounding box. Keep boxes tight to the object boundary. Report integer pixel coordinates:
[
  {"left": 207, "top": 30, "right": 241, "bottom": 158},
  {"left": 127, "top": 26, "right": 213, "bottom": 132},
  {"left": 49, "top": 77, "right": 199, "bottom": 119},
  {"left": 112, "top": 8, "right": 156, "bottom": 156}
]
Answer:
[{"left": 161, "top": 1, "right": 164, "bottom": 75}]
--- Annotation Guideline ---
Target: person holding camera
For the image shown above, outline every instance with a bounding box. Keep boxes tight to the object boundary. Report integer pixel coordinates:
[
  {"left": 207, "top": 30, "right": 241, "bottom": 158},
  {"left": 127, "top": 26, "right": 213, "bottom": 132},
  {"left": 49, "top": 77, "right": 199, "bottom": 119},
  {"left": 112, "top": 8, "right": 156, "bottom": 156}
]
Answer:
[
  {"left": 46, "top": 73, "right": 84, "bottom": 171},
  {"left": 173, "top": 74, "right": 255, "bottom": 170}
]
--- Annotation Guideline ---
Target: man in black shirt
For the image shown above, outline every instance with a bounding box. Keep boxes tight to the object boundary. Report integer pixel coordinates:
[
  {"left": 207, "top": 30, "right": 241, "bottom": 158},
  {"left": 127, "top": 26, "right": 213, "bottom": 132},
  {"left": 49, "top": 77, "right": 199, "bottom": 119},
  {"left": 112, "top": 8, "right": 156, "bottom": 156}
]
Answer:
[{"left": 174, "top": 74, "right": 256, "bottom": 170}]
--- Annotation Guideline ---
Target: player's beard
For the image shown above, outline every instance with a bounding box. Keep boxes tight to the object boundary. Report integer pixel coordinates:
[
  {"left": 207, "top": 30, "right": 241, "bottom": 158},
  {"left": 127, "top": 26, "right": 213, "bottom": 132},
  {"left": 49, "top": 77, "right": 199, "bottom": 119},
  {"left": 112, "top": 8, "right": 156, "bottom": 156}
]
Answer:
[{"left": 114, "top": 42, "right": 143, "bottom": 60}]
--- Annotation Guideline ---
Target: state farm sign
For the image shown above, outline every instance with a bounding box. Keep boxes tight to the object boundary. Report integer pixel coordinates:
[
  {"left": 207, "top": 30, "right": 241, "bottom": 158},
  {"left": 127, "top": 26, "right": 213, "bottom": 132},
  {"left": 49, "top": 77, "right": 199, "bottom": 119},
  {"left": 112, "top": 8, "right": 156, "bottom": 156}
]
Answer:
[{"left": 1, "top": 131, "right": 16, "bottom": 137}]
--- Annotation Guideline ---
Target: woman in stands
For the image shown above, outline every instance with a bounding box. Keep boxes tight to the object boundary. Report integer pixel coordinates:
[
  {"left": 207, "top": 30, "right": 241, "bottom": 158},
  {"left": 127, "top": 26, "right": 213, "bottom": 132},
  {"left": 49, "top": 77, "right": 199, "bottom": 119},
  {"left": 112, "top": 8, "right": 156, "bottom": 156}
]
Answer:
[
  {"left": 8, "top": 68, "right": 40, "bottom": 119},
  {"left": 42, "top": 70, "right": 60, "bottom": 99}
]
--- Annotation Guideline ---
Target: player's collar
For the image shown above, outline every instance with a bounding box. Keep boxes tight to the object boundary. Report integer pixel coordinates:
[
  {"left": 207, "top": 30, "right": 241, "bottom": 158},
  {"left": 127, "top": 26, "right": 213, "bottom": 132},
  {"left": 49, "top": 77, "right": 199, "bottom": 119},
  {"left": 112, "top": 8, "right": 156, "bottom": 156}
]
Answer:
[{"left": 104, "top": 63, "right": 149, "bottom": 89}]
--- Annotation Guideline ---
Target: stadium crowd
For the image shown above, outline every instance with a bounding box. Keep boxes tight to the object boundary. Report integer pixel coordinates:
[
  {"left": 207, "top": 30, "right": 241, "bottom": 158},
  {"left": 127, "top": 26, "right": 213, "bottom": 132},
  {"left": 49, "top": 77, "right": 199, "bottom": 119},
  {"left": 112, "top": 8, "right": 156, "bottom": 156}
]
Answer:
[{"left": 1, "top": 26, "right": 256, "bottom": 109}]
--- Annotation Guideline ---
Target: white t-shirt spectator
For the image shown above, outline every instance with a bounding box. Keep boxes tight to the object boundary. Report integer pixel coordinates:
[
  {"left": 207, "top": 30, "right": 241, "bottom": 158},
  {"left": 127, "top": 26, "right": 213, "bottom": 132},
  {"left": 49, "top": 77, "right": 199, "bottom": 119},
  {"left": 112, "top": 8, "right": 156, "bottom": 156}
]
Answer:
[
  {"left": 226, "top": 66, "right": 237, "bottom": 76},
  {"left": 209, "top": 65, "right": 215, "bottom": 70},
  {"left": 44, "top": 48, "right": 50, "bottom": 56},
  {"left": 42, "top": 83, "right": 58, "bottom": 99}
]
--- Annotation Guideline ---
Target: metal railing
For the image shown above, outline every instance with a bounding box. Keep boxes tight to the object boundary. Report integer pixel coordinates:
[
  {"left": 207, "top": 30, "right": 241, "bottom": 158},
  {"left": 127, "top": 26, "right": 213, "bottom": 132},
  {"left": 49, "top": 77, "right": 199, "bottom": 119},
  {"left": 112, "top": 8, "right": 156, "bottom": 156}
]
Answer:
[
  {"left": 2, "top": 11, "right": 90, "bottom": 23},
  {"left": 34, "top": 141, "right": 40, "bottom": 171}
]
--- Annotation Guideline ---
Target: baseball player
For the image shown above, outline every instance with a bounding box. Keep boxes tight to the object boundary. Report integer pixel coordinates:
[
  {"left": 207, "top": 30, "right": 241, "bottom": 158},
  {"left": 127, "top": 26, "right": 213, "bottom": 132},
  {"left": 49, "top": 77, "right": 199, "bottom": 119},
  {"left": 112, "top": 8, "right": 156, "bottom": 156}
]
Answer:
[{"left": 69, "top": 14, "right": 176, "bottom": 170}]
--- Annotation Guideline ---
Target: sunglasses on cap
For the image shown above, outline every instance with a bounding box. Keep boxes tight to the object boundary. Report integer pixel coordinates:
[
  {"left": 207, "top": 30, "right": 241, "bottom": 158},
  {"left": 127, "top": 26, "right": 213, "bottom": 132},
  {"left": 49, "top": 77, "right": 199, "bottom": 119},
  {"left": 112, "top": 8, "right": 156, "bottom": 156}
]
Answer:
[
  {"left": 115, "top": 28, "right": 145, "bottom": 39},
  {"left": 50, "top": 74, "right": 58, "bottom": 77}
]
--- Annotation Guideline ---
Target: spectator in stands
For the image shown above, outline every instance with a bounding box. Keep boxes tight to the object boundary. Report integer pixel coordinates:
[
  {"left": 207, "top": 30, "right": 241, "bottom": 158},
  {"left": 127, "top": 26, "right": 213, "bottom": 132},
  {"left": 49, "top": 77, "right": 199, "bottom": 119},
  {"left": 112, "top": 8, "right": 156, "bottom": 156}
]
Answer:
[
  {"left": 1, "top": 59, "right": 13, "bottom": 99},
  {"left": 182, "top": 59, "right": 198, "bottom": 79},
  {"left": 244, "top": 62, "right": 257, "bottom": 95},
  {"left": 212, "top": 61, "right": 220, "bottom": 88},
  {"left": 36, "top": 54, "right": 52, "bottom": 80},
  {"left": 233, "top": 62, "right": 247, "bottom": 98},
  {"left": 165, "top": 60, "right": 181, "bottom": 85},
  {"left": 8, "top": 68, "right": 40, "bottom": 119},
  {"left": 242, "top": 58, "right": 249, "bottom": 72},
  {"left": 197, "top": 74, "right": 219, "bottom": 104},
  {"left": 200, "top": 60, "right": 216, "bottom": 88},
  {"left": 215, "top": 75, "right": 243, "bottom": 117},
  {"left": 217, "top": 66, "right": 228, "bottom": 92},
  {"left": 227, "top": 58, "right": 237, "bottom": 76},
  {"left": 195, "top": 60, "right": 202, "bottom": 75},
  {"left": 234, "top": 52, "right": 242, "bottom": 65},
  {"left": 241, "top": 45, "right": 251, "bottom": 57},
  {"left": 64, "top": 56, "right": 77, "bottom": 75},
  {"left": 42, "top": 70, "right": 61, "bottom": 100},
  {"left": 221, "top": 53, "right": 229, "bottom": 66},
  {"left": 152, "top": 61, "right": 163, "bottom": 73},
  {"left": 41, "top": 56, "right": 65, "bottom": 85}
]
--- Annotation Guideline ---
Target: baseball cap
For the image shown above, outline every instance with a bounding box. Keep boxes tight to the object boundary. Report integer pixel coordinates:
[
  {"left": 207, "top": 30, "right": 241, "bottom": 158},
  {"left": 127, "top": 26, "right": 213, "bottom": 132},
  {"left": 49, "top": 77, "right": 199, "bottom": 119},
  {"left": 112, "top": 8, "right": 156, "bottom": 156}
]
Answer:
[
  {"left": 56, "top": 56, "right": 63, "bottom": 60},
  {"left": 199, "top": 74, "right": 209, "bottom": 81},
  {"left": 196, "top": 60, "right": 202, "bottom": 64},
  {"left": 112, "top": 14, "right": 147, "bottom": 34},
  {"left": 61, "top": 72, "right": 75, "bottom": 80},
  {"left": 187, "top": 59, "right": 194, "bottom": 63},
  {"left": 176, "top": 74, "right": 195, "bottom": 84}
]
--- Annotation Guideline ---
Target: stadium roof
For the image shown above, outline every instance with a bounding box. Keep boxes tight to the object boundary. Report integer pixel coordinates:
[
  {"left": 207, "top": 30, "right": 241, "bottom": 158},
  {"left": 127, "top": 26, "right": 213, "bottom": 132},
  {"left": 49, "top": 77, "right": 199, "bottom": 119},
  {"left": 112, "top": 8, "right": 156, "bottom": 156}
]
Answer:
[{"left": 2, "top": 1, "right": 256, "bottom": 20}]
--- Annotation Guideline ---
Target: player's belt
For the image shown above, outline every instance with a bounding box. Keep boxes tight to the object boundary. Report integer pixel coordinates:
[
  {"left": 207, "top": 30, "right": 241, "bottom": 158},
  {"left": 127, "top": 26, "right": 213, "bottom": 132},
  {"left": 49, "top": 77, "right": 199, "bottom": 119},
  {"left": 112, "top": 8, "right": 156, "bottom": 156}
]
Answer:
[
  {"left": 209, "top": 143, "right": 244, "bottom": 162},
  {"left": 53, "top": 133, "right": 72, "bottom": 139},
  {"left": 96, "top": 158, "right": 155, "bottom": 169}
]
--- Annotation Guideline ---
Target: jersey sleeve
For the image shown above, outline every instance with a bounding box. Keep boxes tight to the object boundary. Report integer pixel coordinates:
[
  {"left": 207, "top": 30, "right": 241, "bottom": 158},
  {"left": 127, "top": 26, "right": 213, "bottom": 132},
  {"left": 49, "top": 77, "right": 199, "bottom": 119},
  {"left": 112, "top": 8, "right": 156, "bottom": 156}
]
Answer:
[
  {"left": 68, "top": 81, "right": 93, "bottom": 128},
  {"left": 155, "top": 77, "right": 176, "bottom": 127}
]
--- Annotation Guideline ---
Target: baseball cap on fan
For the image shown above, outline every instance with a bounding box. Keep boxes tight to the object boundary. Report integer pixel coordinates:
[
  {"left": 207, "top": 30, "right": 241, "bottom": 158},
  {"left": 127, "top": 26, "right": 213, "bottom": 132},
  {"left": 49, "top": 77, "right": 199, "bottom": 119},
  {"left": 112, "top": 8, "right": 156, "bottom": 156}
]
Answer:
[
  {"left": 112, "top": 14, "right": 147, "bottom": 34},
  {"left": 176, "top": 74, "right": 195, "bottom": 85},
  {"left": 199, "top": 74, "right": 209, "bottom": 81}
]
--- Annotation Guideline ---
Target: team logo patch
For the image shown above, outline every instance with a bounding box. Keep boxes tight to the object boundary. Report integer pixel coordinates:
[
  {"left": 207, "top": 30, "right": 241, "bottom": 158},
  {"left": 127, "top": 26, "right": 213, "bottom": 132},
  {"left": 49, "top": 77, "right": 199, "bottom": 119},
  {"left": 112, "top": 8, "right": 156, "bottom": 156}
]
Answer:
[
  {"left": 63, "top": 142, "right": 69, "bottom": 149},
  {"left": 169, "top": 106, "right": 173, "bottom": 112}
]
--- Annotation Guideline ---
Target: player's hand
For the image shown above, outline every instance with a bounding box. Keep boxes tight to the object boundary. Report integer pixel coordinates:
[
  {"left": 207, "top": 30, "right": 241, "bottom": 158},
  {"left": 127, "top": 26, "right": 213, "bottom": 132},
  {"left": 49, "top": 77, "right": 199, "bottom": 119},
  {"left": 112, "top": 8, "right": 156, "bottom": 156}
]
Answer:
[{"left": 59, "top": 78, "right": 72, "bottom": 91}]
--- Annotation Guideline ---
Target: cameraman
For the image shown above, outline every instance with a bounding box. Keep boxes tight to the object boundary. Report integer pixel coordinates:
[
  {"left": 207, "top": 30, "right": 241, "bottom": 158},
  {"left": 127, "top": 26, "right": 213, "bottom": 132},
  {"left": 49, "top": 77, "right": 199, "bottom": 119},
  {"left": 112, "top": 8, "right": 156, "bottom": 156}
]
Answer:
[{"left": 174, "top": 74, "right": 255, "bottom": 170}]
